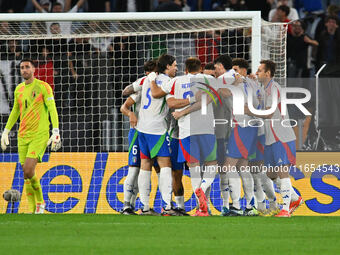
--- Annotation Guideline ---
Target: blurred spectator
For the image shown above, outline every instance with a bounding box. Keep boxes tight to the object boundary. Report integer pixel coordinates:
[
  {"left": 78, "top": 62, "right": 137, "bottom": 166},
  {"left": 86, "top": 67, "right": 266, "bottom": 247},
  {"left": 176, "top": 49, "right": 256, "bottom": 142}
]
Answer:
[
  {"left": 269, "top": 0, "right": 299, "bottom": 22},
  {"left": 0, "top": 0, "right": 27, "bottom": 13},
  {"left": 314, "top": 5, "right": 340, "bottom": 42},
  {"left": 34, "top": 46, "right": 54, "bottom": 90},
  {"left": 224, "top": 0, "right": 247, "bottom": 11},
  {"left": 295, "top": 0, "right": 323, "bottom": 14},
  {"left": 154, "top": 0, "right": 182, "bottom": 11},
  {"left": 88, "top": 21, "right": 113, "bottom": 54},
  {"left": 32, "top": 0, "right": 84, "bottom": 35},
  {"left": 87, "top": 0, "right": 110, "bottom": 12},
  {"left": 244, "top": 0, "right": 273, "bottom": 20},
  {"left": 275, "top": 5, "right": 293, "bottom": 33},
  {"left": 195, "top": 31, "right": 220, "bottom": 68},
  {"left": 115, "top": 0, "right": 151, "bottom": 12},
  {"left": 287, "top": 20, "right": 319, "bottom": 77},
  {"left": 316, "top": 15, "right": 340, "bottom": 69}
]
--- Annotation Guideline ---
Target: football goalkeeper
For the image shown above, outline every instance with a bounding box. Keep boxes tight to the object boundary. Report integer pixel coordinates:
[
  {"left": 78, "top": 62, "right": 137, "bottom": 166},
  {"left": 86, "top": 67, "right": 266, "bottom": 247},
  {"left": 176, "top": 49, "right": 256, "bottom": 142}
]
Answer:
[{"left": 1, "top": 59, "right": 61, "bottom": 214}]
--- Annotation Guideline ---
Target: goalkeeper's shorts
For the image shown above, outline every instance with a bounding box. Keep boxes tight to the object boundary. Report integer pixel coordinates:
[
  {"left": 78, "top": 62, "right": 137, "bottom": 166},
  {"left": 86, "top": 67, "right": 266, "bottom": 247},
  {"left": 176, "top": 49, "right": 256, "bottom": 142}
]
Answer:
[
  {"left": 170, "top": 138, "right": 184, "bottom": 170},
  {"left": 227, "top": 126, "right": 257, "bottom": 160},
  {"left": 264, "top": 140, "right": 296, "bottom": 167},
  {"left": 138, "top": 131, "right": 170, "bottom": 159},
  {"left": 178, "top": 134, "right": 216, "bottom": 164},
  {"left": 249, "top": 134, "right": 265, "bottom": 162},
  {"left": 18, "top": 132, "right": 49, "bottom": 164}
]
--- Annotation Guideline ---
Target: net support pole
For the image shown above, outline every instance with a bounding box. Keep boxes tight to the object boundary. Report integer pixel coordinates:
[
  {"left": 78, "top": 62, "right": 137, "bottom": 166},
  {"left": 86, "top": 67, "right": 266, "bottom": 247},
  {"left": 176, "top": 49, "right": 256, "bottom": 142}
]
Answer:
[{"left": 250, "top": 12, "right": 262, "bottom": 74}]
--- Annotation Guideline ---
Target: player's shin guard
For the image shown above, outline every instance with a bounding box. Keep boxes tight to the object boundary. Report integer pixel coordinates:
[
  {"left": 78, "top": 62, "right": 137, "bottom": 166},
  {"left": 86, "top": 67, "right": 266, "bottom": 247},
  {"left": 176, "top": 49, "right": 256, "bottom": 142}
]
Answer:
[
  {"left": 220, "top": 172, "right": 230, "bottom": 208},
  {"left": 138, "top": 170, "right": 151, "bottom": 211},
  {"left": 123, "top": 166, "right": 139, "bottom": 208},
  {"left": 239, "top": 170, "right": 255, "bottom": 209},
  {"left": 280, "top": 177, "right": 292, "bottom": 211},
  {"left": 160, "top": 167, "right": 172, "bottom": 210},
  {"left": 201, "top": 165, "right": 217, "bottom": 194},
  {"left": 29, "top": 175, "right": 44, "bottom": 203},
  {"left": 24, "top": 179, "right": 36, "bottom": 213},
  {"left": 226, "top": 170, "right": 241, "bottom": 209}
]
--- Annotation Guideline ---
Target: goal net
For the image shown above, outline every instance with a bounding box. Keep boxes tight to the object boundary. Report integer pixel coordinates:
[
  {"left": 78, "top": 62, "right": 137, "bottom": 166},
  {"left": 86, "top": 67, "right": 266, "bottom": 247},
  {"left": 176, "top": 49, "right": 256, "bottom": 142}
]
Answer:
[{"left": 0, "top": 12, "right": 287, "bottom": 214}]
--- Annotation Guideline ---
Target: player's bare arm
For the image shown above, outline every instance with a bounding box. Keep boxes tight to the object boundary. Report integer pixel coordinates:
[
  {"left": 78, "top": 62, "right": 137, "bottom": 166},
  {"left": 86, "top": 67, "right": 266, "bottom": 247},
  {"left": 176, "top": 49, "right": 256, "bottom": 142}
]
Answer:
[
  {"left": 120, "top": 96, "right": 137, "bottom": 128},
  {"left": 122, "top": 84, "right": 135, "bottom": 97},
  {"left": 166, "top": 97, "right": 190, "bottom": 109}
]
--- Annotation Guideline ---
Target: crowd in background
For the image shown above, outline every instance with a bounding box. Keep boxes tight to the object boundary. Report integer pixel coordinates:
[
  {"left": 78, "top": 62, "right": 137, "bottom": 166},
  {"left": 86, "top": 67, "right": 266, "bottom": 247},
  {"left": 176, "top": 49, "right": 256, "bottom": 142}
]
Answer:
[{"left": 0, "top": 0, "right": 339, "bottom": 151}]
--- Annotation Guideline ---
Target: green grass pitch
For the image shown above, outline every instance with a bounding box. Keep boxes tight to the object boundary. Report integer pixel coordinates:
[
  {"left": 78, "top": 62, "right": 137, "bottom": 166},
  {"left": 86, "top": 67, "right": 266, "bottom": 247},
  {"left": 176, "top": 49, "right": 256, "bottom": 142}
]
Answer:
[{"left": 0, "top": 215, "right": 339, "bottom": 254}]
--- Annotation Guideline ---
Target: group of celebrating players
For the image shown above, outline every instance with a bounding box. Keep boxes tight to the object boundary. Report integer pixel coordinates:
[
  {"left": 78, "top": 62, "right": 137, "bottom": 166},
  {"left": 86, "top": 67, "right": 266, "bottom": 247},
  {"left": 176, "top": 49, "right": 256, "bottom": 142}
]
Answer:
[
  {"left": 0, "top": 55, "right": 303, "bottom": 217},
  {"left": 120, "top": 54, "right": 304, "bottom": 217}
]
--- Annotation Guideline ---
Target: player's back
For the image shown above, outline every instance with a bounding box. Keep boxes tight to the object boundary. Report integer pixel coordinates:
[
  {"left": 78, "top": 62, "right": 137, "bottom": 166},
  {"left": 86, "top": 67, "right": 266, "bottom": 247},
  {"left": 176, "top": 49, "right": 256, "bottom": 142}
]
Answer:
[
  {"left": 264, "top": 80, "right": 296, "bottom": 145},
  {"left": 173, "top": 73, "right": 217, "bottom": 139},
  {"left": 136, "top": 74, "right": 170, "bottom": 135}
]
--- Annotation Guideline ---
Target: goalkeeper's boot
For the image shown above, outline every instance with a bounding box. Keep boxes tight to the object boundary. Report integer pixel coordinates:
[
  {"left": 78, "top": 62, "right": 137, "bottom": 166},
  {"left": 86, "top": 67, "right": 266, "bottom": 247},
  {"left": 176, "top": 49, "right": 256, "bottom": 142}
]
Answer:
[
  {"left": 274, "top": 209, "right": 290, "bottom": 217},
  {"left": 121, "top": 207, "right": 137, "bottom": 215},
  {"left": 35, "top": 202, "right": 46, "bottom": 214},
  {"left": 243, "top": 207, "right": 259, "bottom": 216},
  {"left": 193, "top": 209, "right": 209, "bottom": 217},
  {"left": 195, "top": 188, "right": 208, "bottom": 212},
  {"left": 289, "top": 196, "right": 304, "bottom": 215},
  {"left": 139, "top": 208, "right": 160, "bottom": 216},
  {"left": 228, "top": 206, "right": 243, "bottom": 216},
  {"left": 220, "top": 206, "right": 230, "bottom": 216}
]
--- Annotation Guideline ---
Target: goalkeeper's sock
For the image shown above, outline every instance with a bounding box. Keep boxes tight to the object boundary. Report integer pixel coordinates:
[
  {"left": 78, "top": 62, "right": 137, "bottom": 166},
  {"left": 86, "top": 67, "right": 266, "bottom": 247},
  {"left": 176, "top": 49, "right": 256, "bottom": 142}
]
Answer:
[
  {"left": 30, "top": 175, "right": 44, "bottom": 204},
  {"left": 130, "top": 176, "right": 138, "bottom": 208},
  {"left": 205, "top": 185, "right": 211, "bottom": 212},
  {"left": 220, "top": 172, "right": 230, "bottom": 208},
  {"left": 239, "top": 170, "right": 255, "bottom": 209},
  {"left": 24, "top": 179, "right": 36, "bottom": 213},
  {"left": 226, "top": 170, "right": 241, "bottom": 209},
  {"left": 175, "top": 196, "right": 185, "bottom": 209},
  {"left": 280, "top": 177, "right": 292, "bottom": 211},
  {"left": 138, "top": 169, "right": 151, "bottom": 211},
  {"left": 123, "top": 166, "right": 139, "bottom": 208},
  {"left": 160, "top": 167, "right": 172, "bottom": 210},
  {"left": 200, "top": 165, "right": 217, "bottom": 194}
]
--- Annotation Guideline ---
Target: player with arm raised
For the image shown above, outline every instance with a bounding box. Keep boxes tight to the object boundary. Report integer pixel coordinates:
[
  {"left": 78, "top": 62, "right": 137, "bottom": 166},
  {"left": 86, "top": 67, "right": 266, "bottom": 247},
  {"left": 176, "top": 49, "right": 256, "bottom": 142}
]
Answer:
[
  {"left": 171, "top": 57, "right": 219, "bottom": 216},
  {"left": 1, "top": 58, "right": 61, "bottom": 214},
  {"left": 245, "top": 60, "right": 303, "bottom": 217},
  {"left": 135, "top": 54, "right": 181, "bottom": 216},
  {"left": 213, "top": 54, "right": 244, "bottom": 216},
  {"left": 120, "top": 60, "right": 157, "bottom": 215}
]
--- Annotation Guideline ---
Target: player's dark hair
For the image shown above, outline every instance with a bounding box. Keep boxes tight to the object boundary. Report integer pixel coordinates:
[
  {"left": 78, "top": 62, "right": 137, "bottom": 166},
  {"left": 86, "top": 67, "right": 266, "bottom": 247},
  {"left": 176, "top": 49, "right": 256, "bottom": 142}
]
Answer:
[
  {"left": 20, "top": 58, "right": 35, "bottom": 67},
  {"left": 157, "top": 54, "right": 176, "bottom": 73},
  {"left": 204, "top": 62, "right": 215, "bottom": 70},
  {"left": 185, "top": 57, "right": 201, "bottom": 73},
  {"left": 277, "top": 5, "right": 290, "bottom": 17},
  {"left": 144, "top": 59, "right": 157, "bottom": 73},
  {"left": 232, "top": 58, "right": 249, "bottom": 70},
  {"left": 214, "top": 54, "right": 232, "bottom": 71},
  {"left": 325, "top": 15, "right": 339, "bottom": 25},
  {"left": 260, "top": 60, "right": 276, "bottom": 77},
  {"left": 50, "top": 22, "right": 60, "bottom": 27}
]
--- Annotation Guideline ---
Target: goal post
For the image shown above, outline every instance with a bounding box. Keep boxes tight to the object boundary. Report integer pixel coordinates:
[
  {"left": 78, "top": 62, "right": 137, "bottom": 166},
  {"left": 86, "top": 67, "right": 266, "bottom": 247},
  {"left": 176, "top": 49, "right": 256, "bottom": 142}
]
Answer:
[{"left": 0, "top": 11, "right": 288, "bottom": 214}]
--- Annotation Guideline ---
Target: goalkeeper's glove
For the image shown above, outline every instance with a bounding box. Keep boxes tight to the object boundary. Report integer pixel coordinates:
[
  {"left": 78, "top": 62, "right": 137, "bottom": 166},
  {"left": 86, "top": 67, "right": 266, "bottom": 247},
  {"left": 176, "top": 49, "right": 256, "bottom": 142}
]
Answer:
[
  {"left": 47, "top": 128, "right": 61, "bottom": 151},
  {"left": 148, "top": 72, "right": 157, "bottom": 82},
  {"left": 1, "top": 129, "right": 10, "bottom": 151}
]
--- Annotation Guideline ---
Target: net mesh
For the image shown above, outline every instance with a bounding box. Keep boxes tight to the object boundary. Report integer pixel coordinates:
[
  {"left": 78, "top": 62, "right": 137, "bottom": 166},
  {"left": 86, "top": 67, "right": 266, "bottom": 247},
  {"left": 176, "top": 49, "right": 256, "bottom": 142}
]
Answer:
[{"left": 0, "top": 17, "right": 287, "bottom": 214}]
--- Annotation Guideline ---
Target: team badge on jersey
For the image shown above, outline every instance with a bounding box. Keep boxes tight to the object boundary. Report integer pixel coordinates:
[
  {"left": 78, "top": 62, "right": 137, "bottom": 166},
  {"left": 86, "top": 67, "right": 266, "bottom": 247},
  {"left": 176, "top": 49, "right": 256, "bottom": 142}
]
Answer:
[{"left": 32, "top": 90, "right": 36, "bottom": 98}]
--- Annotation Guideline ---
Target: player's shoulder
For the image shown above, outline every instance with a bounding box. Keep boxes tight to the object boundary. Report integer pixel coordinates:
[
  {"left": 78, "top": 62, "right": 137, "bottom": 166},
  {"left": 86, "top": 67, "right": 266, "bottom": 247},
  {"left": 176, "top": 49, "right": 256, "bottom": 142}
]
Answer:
[
  {"left": 35, "top": 79, "right": 53, "bottom": 94},
  {"left": 15, "top": 82, "right": 25, "bottom": 92},
  {"left": 156, "top": 73, "right": 171, "bottom": 84}
]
